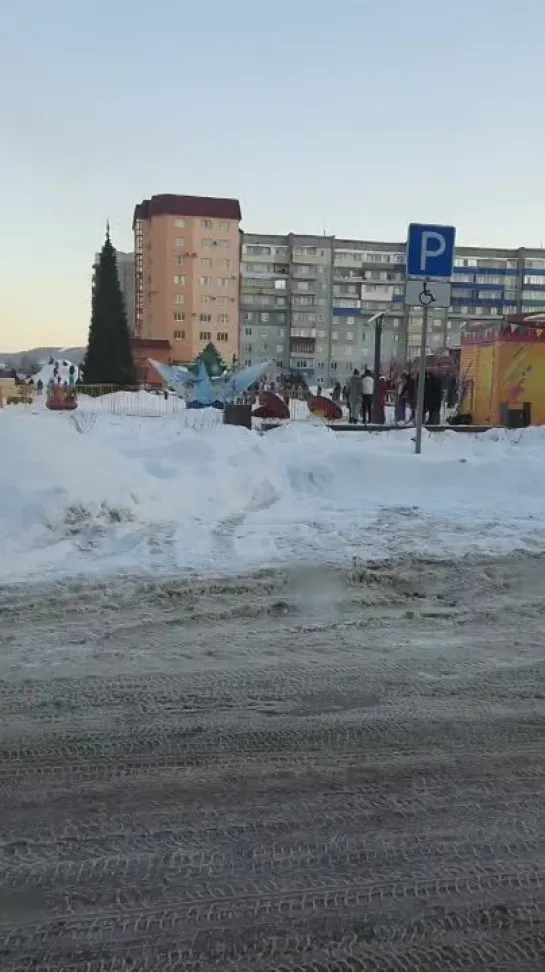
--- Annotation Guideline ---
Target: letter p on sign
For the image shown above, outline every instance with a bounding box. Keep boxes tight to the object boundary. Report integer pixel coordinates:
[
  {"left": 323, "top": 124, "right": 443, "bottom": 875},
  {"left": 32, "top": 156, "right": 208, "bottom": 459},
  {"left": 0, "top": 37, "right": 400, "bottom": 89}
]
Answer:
[
  {"left": 406, "top": 223, "right": 456, "bottom": 279},
  {"left": 421, "top": 231, "right": 445, "bottom": 269}
]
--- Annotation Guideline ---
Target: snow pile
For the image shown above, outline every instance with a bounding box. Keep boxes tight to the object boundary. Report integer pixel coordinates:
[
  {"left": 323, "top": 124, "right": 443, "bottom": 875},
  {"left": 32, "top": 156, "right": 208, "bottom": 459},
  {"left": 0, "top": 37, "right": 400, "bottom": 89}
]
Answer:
[{"left": 1, "top": 409, "right": 545, "bottom": 584}]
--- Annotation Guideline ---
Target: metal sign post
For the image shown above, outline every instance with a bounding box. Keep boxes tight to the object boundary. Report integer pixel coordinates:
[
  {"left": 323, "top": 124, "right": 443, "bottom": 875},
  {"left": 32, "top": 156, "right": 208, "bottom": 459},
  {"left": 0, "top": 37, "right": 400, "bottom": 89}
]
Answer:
[
  {"left": 414, "top": 298, "right": 430, "bottom": 455},
  {"left": 405, "top": 223, "right": 456, "bottom": 454}
]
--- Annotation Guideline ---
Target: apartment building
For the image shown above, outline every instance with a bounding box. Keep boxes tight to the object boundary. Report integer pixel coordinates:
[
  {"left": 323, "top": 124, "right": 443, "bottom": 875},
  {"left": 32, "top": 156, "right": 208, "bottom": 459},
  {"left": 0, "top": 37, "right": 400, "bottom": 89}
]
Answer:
[
  {"left": 133, "top": 194, "right": 241, "bottom": 364},
  {"left": 115, "top": 251, "right": 135, "bottom": 334},
  {"left": 240, "top": 234, "right": 545, "bottom": 382},
  {"left": 93, "top": 249, "right": 135, "bottom": 333}
]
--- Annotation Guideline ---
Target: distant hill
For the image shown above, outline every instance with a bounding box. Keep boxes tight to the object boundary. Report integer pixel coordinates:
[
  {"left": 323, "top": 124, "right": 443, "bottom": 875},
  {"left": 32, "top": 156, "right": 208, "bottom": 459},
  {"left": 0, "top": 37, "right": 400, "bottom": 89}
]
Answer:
[{"left": 0, "top": 347, "right": 86, "bottom": 373}]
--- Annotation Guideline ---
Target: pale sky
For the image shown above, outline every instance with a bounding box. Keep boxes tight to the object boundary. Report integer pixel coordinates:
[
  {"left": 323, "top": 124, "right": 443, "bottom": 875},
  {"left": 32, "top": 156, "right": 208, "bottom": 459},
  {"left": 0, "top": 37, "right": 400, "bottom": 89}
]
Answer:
[{"left": 1, "top": 0, "right": 544, "bottom": 351}]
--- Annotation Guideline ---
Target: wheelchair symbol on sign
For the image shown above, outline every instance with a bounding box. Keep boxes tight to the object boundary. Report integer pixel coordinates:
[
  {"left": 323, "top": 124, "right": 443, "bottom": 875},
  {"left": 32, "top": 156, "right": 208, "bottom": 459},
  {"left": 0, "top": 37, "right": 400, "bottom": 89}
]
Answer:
[{"left": 419, "top": 281, "right": 436, "bottom": 306}]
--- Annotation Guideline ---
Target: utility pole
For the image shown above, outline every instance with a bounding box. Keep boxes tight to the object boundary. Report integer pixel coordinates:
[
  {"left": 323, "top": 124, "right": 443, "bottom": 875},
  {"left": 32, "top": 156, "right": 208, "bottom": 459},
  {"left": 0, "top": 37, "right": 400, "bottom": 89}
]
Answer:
[{"left": 366, "top": 310, "right": 387, "bottom": 424}]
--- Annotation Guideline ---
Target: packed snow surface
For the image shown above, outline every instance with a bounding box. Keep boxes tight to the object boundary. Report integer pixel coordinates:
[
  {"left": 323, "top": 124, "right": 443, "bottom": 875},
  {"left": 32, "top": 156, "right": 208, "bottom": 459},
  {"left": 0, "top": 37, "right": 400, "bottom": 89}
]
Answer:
[{"left": 2, "top": 401, "right": 545, "bottom": 584}]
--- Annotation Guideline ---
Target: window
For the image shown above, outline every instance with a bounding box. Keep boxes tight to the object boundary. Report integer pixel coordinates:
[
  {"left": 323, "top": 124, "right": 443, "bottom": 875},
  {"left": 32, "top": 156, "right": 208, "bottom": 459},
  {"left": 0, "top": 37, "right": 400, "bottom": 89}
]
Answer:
[
  {"left": 218, "top": 221, "right": 229, "bottom": 231},
  {"left": 200, "top": 313, "right": 211, "bottom": 322},
  {"left": 173, "top": 312, "right": 185, "bottom": 322},
  {"left": 200, "top": 219, "right": 213, "bottom": 229},
  {"left": 174, "top": 238, "right": 184, "bottom": 248},
  {"left": 200, "top": 276, "right": 213, "bottom": 286},
  {"left": 217, "top": 331, "right": 229, "bottom": 342},
  {"left": 199, "top": 330, "right": 211, "bottom": 340},
  {"left": 173, "top": 275, "right": 186, "bottom": 285},
  {"left": 201, "top": 257, "right": 212, "bottom": 268},
  {"left": 217, "top": 239, "right": 230, "bottom": 249},
  {"left": 216, "top": 296, "right": 229, "bottom": 305},
  {"left": 275, "top": 279, "right": 287, "bottom": 290},
  {"left": 174, "top": 294, "right": 185, "bottom": 304},
  {"left": 261, "top": 313, "right": 270, "bottom": 322},
  {"left": 454, "top": 257, "right": 477, "bottom": 268},
  {"left": 201, "top": 295, "right": 212, "bottom": 304},
  {"left": 244, "top": 327, "right": 252, "bottom": 336},
  {"left": 346, "top": 331, "right": 354, "bottom": 341},
  {"left": 217, "top": 259, "right": 230, "bottom": 270},
  {"left": 217, "top": 313, "right": 229, "bottom": 323},
  {"left": 173, "top": 329, "right": 185, "bottom": 339},
  {"left": 217, "top": 277, "right": 230, "bottom": 288},
  {"left": 174, "top": 256, "right": 184, "bottom": 266},
  {"left": 244, "top": 358, "right": 252, "bottom": 367},
  {"left": 174, "top": 218, "right": 186, "bottom": 228},
  {"left": 201, "top": 238, "right": 213, "bottom": 248}
]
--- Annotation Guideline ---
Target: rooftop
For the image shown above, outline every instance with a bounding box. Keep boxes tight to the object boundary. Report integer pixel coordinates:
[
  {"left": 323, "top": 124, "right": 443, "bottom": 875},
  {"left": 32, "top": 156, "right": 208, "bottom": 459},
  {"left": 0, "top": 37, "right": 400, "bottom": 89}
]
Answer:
[{"left": 133, "top": 194, "right": 242, "bottom": 227}]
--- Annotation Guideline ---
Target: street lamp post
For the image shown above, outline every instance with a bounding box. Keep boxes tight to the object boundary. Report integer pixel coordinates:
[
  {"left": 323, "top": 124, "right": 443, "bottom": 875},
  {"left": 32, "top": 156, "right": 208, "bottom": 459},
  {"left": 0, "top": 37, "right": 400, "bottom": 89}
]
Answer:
[{"left": 366, "top": 309, "right": 386, "bottom": 424}]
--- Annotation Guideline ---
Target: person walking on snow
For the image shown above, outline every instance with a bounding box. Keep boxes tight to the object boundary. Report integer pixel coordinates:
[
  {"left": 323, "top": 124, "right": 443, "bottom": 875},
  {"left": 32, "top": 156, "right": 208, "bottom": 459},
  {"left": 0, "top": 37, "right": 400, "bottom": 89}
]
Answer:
[
  {"left": 394, "top": 372, "right": 407, "bottom": 424},
  {"left": 403, "top": 371, "right": 417, "bottom": 423},
  {"left": 348, "top": 369, "right": 363, "bottom": 424},
  {"left": 362, "top": 369, "right": 374, "bottom": 424},
  {"left": 424, "top": 370, "right": 443, "bottom": 426}
]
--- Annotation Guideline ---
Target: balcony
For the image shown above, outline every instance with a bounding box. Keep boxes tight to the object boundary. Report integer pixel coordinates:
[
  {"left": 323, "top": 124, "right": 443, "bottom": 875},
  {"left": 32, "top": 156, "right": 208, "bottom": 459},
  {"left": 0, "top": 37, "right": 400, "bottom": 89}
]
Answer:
[
  {"left": 290, "top": 338, "right": 316, "bottom": 355},
  {"left": 292, "top": 266, "right": 319, "bottom": 280}
]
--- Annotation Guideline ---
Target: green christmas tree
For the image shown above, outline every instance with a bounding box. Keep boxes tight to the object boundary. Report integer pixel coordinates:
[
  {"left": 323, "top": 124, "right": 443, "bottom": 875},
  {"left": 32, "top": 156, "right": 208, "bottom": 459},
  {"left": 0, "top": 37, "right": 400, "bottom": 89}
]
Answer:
[
  {"left": 83, "top": 226, "right": 136, "bottom": 385},
  {"left": 190, "top": 342, "right": 227, "bottom": 378}
]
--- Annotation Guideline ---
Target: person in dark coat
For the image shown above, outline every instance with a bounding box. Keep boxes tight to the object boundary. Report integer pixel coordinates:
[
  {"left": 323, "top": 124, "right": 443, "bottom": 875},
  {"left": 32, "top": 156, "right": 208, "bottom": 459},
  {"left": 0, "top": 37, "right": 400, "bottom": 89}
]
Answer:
[{"left": 424, "top": 371, "right": 443, "bottom": 425}]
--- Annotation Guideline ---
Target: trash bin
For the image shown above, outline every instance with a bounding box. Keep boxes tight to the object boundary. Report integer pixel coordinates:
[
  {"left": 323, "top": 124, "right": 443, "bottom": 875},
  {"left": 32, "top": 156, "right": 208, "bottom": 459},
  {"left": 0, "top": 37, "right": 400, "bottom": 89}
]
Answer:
[
  {"left": 223, "top": 403, "right": 252, "bottom": 429},
  {"left": 500, "top": 401, "right": 531, "bottom": 428}
]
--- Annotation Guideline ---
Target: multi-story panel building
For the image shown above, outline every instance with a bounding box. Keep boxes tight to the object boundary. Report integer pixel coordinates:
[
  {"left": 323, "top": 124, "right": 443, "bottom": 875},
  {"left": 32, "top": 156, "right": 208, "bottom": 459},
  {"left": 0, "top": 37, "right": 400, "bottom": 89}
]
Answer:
[
  {"left": 241, "top": 234, "right": 545, "bottom": 382},
  {"left": 93, "top": 249, "right": 135, "bottom": 334},
  {"left": 241, "top": 234, "right": 406, "bottom": 382},
  {"left": 133, "top": 194, "right": 242, "bottom": 363}
]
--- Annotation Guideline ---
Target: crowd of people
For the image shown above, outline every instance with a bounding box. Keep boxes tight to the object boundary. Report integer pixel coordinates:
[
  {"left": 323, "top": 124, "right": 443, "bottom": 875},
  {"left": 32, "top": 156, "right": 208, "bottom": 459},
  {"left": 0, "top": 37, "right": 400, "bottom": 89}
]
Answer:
[
  {"left": 331, "top": 367, "right": 451, "bottom": 426},
  {"left": 245, "top": 363, "right": 458, "bottom": 426}
]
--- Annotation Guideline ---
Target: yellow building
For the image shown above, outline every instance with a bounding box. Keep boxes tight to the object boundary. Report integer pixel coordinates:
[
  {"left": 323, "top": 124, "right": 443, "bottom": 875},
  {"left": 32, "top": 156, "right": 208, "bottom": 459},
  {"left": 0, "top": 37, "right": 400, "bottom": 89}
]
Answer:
[{"left": 460, "top": 313, "right": 545, "bottom": 426}]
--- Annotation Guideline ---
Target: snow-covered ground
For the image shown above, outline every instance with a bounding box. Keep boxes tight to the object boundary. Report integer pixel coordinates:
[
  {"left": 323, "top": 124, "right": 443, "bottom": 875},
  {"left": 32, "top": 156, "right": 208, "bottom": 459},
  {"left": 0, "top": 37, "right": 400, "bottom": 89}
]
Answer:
[{"left": 2, "top": 399, "right": 545, "bottom": 585}]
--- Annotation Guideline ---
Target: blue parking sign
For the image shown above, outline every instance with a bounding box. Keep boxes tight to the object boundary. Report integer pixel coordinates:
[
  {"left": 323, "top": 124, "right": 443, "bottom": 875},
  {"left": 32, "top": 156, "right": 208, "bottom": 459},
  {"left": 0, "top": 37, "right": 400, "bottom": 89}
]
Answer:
[{"left": 406, "top": 223, "right": 456, "bottom": 279}]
